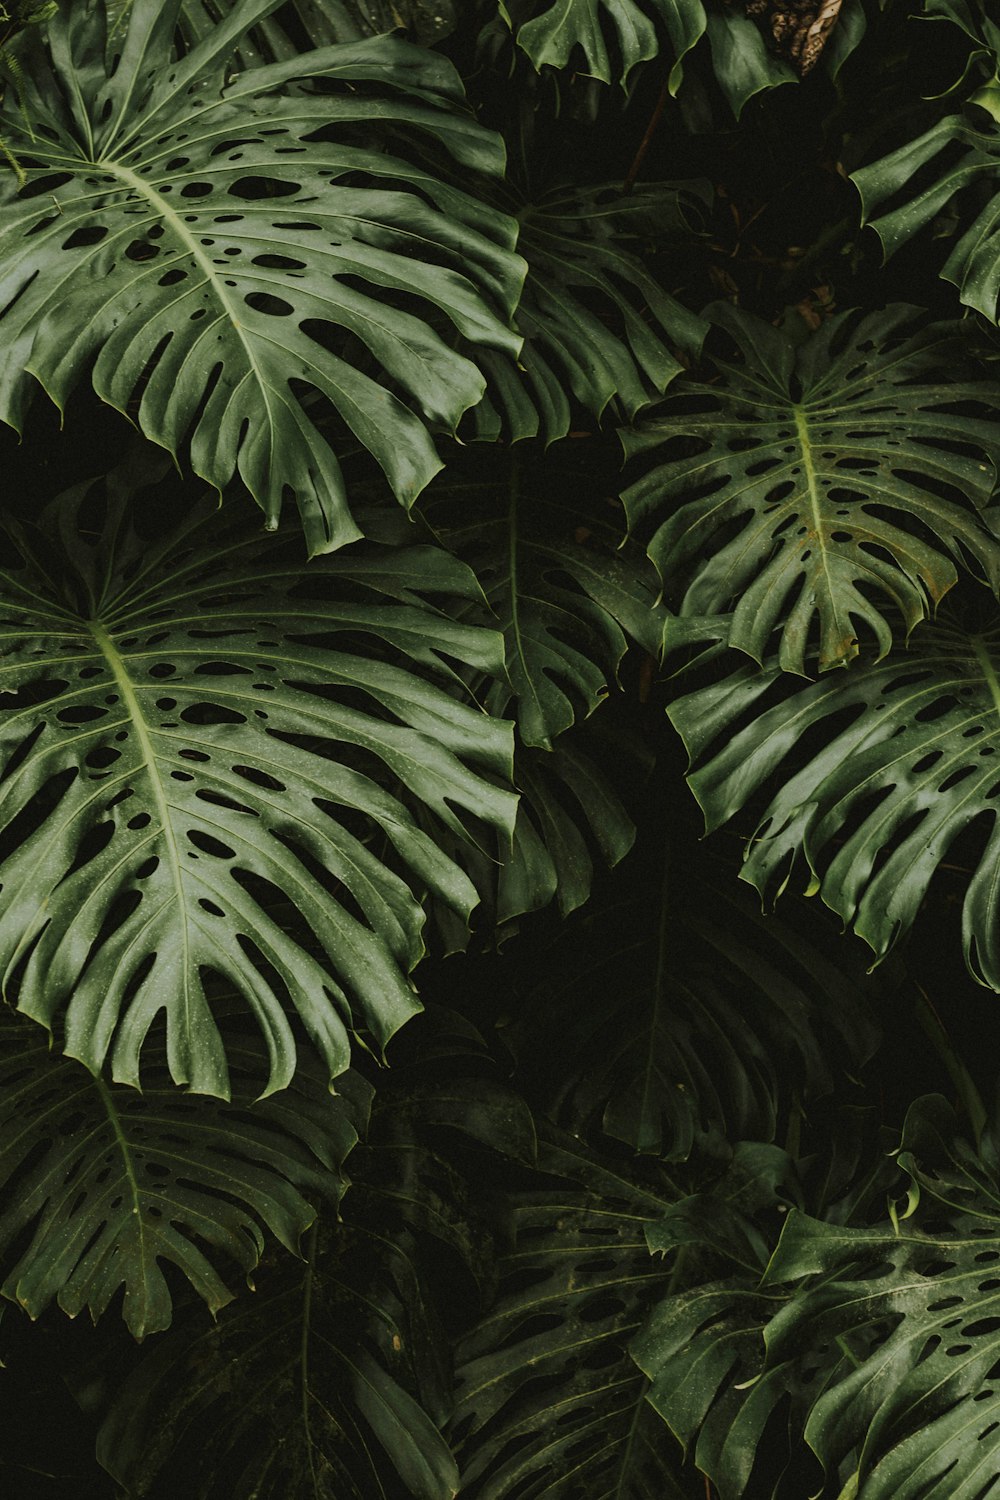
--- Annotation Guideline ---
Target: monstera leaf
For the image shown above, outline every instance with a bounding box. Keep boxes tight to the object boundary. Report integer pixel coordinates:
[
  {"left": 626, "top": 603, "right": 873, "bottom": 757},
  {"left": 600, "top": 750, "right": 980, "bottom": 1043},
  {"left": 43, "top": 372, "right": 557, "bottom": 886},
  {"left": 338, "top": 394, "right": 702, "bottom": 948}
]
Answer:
[
  {"left": 623, "top": 305, "right": 1000, "bottom": 675},
  {"left": 474, "top": 180, "right": 707, "bottom": 442},
  {"left": 0, "top": 0, "right": 524, "bottom": 554},
  {"left": 0, "top": 461, "right": 516, "bottom": 1096},
  {"left": 762, "top": 1093, "right": 1000, "bottom": 1499},
  {"left": 451, "top": 1128, "right": 699, "bottom": 1499},
  {"left": 95, "top": 1015, "right": 533, "bottom": 1497},
  {"left": 854, "top": 111, "right": 1000, "bottom": 322},
  {"left": 634, "top": 1116, "right": 896, "bottom": 1500},
  {"left": 500, "top": 0, "right": 864, "bottom": 106},
  {"left": 0, "top": 1007, "right": 372, "bottom": 1338},
  {"left": 669, "top": 611, "right": 1000, "bottom": 989},
  {"left": 420, "top": 441, "right": 662, "bottom": 748},
  {"left": 505, "top": 840, "right": 878, "bottom": 1159}
]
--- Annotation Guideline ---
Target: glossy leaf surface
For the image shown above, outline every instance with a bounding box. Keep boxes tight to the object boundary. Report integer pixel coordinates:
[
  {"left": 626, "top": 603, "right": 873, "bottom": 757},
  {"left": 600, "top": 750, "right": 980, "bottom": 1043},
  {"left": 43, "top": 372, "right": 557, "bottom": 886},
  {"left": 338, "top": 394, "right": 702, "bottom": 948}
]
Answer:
[
  {"left": 624, "top": 306, "right": 1000, "bottom": 673},
  {"left": 0, "top": 465, "right": 516, "bottom": 1096},
  {"left": 0, "top": 0, "right": 523, "bottom": 553}
]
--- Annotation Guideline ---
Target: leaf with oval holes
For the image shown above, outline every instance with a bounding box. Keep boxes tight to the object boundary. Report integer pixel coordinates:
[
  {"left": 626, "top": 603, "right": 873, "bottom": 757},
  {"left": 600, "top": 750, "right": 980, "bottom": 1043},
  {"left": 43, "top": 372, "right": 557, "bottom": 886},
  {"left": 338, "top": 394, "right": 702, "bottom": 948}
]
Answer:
[
  {"left": 762, "top": 1093, "right": 1000, "bottom": 1499},
  {"left": 0, "top": 1008, "right": 372, "bottom": 1339},
  {"left": 0, "top": 0, "right": 524, "bottom": 554},
  {"left": 0, "top": 462, "right": 516, "bottom": 1096},
  {"left": 669, "top": 613, "right": 1000, "bottom": 990},
  {"left": 623, "top": 305, "right": 1000, "bottom": 674}
]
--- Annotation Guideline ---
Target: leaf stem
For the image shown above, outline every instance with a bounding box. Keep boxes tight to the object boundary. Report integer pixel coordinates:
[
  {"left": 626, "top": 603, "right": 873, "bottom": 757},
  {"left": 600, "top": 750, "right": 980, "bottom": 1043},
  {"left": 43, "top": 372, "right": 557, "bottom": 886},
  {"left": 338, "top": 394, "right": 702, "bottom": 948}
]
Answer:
[{"left": 623, "top": 71, "right": 671, "bottom": 194}]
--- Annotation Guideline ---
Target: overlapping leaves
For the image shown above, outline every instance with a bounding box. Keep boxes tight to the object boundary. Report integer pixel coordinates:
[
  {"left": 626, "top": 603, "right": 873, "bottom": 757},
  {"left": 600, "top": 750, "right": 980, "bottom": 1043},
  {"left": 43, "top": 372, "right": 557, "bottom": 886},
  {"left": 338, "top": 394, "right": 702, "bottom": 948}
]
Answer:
[
  {"left": 499, "top": 0, "right": 865, "bottom": 107},
  {"left": 451, "top": 1129, "right": 697, "bottom": 1499},
  {"left": 0, "top": 462, "right": 515, "bottom": 1096},
  {"left": 669, "top": 613, "right": 1000, "bottom": 989},
  {"left": 0, "top": 1009, "right": 371, "bottom": 1338},
  {"left": 420, "top": 441, "right": 661, "bottom": 748},
  {"left": 0, "top": 0, "right": 524, "bottom": 553},
  {"left": 475, "top": 180, "right": 707, "bottom": 441},
  {"left": 95, "top": 1013, "right": 534, "bottom": 1496},
  {"left": 855, "top": 109, "right": 1000, "bottom": 323},
  {"left": 624, "top": 306, "right": 1000, "bottom": 674},
  {"left": 763, "top": 1094, "right": 1000, "bottom": 1498},
  {"left": 634, "top": 1111, "right": 896, "bottom": 1499}
]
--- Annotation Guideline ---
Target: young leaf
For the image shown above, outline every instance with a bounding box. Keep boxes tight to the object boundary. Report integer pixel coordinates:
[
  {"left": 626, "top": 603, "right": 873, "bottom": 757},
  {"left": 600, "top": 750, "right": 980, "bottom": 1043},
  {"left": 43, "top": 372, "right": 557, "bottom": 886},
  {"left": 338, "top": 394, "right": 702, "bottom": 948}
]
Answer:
[
  {"left": 0, "top": 464, "right": 516, "bottom": 1097},
  {"left": 0, "top": 1009, "right": 372, "bottom": 1338},
  {"left": 0, "top": 2, "right": 524, "bottom": 553}
]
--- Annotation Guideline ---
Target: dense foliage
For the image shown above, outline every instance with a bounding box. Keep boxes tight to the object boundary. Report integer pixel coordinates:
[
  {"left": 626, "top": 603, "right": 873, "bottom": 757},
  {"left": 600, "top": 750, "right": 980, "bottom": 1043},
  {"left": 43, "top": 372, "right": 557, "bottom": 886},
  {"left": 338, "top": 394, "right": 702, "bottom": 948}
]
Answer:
[{"left": 4, "top": 0, "right": 1000, "bottom": 1496}]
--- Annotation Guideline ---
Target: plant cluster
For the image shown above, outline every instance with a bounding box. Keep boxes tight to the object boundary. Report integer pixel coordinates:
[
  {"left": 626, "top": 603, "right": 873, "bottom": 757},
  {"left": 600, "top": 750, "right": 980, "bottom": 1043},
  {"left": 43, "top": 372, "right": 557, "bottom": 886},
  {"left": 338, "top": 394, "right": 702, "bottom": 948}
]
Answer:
[{"left": 4, "top": 1, "right": 1000, "bottom": 1496}]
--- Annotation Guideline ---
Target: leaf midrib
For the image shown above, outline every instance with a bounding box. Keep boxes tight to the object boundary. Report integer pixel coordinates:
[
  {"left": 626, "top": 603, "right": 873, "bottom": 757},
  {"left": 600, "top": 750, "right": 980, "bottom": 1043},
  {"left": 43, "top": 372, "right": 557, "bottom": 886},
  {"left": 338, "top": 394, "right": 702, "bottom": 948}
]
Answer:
[
  {"left": 90, "top": 158, "right": 280, "bottom": 516},
  {"left": 87, "top": 618, "right": 190, "bottom": 1019}
]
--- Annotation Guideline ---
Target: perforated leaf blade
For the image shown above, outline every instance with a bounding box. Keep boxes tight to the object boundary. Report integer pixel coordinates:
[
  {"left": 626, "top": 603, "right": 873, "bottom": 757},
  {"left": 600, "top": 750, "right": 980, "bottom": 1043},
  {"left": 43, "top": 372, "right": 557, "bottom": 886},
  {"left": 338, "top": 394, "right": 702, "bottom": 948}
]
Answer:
[
  {"left": 0, "top": 1008, "right": 372, "bottom": 1339},
  {"left": 623, "top": 306, "right": 1000, "bottom": 674},
  {"left": 0, "top": 464, "right": 516, "bottom": 1096},
  {"left": 763, "top": 1095, "right": 1000, "bottom": 1499},
  {"left": 0, "top": 1, "right": 524, "bottom": 554},
  {"left": 451, "top": 1129, "right": 700, "bottom": 1499},
  {"left": 669, "top": 613, "right": 1000, "bottom": 990},
  {"left": 853, "top": 112, "right": 1000, "bottom": 322}
]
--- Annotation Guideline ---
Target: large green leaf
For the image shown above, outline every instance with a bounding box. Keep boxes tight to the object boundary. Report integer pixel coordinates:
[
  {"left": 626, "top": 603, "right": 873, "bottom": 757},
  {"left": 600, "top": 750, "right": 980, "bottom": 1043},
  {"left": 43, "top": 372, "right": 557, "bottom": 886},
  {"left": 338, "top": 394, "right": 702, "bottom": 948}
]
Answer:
[
  {"left": 0, "top": 461, "right": 516, "bottom": 1096},
  {"left": 451, "top": 1128, "right": 701, "bottom": 1498},
  {"left": 0, "top": 0, "right": 524, "bottom": 554},
  {"left": 474, "top": 180, "right": 707, "bottom": 442},
  {"left": 505, "top": 842, "right": 879, "bottom": 1160},
  {"left": 763, "top": 1093, "right": 1000, "bottom": 1498},
  {"left": 623, "top": 305, "right": 1000, "bottom": 674},
  {"left": 669, "top": 611, "right": 1000, "bottom": 990},
  {"left": 0, "top": 1009, "right": 371, "bottom": 1338}
]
